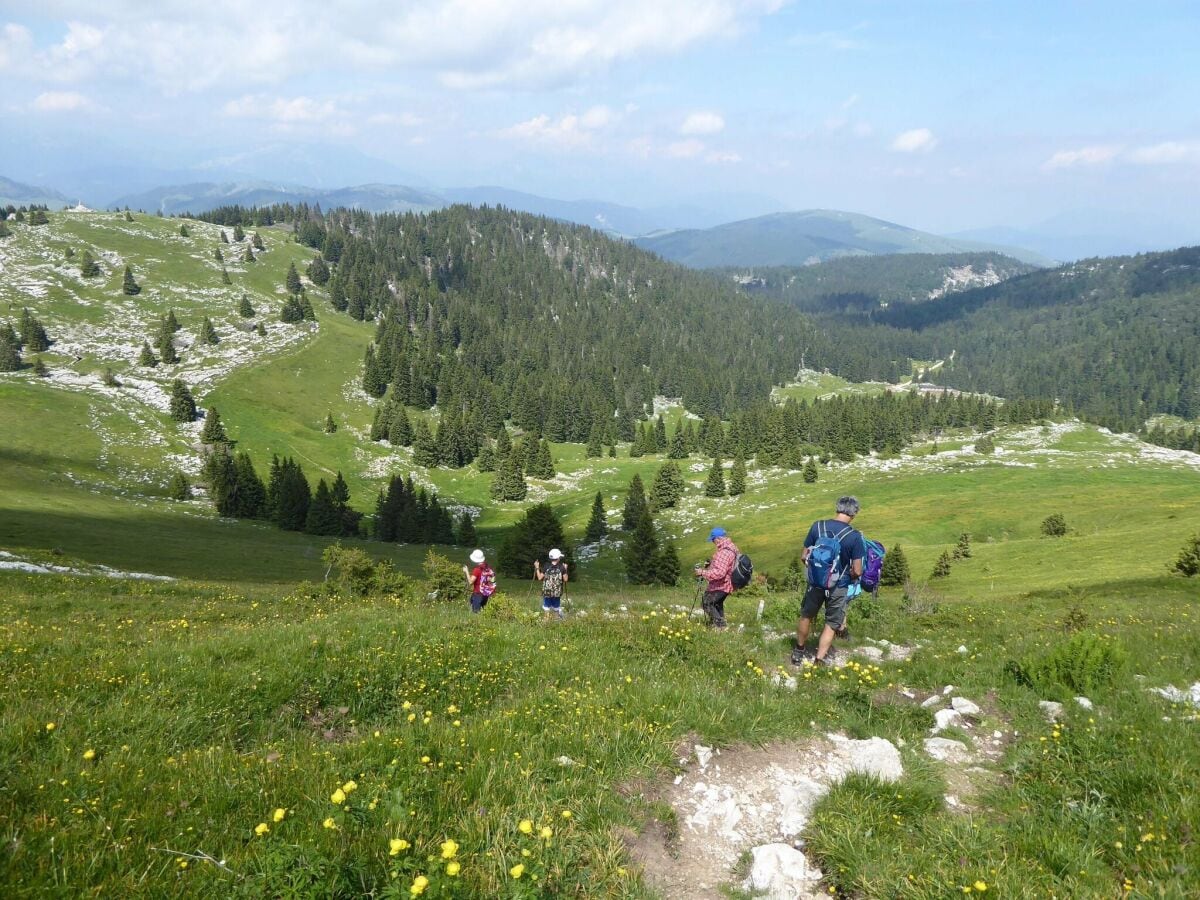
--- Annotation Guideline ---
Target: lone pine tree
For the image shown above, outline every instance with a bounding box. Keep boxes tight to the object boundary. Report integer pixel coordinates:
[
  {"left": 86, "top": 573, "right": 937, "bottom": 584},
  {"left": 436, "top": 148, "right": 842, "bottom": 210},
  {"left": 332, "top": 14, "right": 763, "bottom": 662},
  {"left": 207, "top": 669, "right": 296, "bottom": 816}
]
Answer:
[
  {"left": 803, "top": 458, "right": 819, "bottom": 483},
  {"left": 169, "top": 379, "right": 197, "bottom": 422},
  {"left": 622, "top": 474, "right": 648, "bottom": 531},
  {"left": 200, "top": 407, "right": 228, "bottom": 444},
  {"left": 198, "top": 317, "right": 219, "bottom": 345},
  {"left": 931, "top": 550, "right": 953, "bottom": 579},
  {"left": 238, "top": 294, "right": 254, "bottom": 317},
  {"left": 650, "top": 461, "right": 684, "bottom": 511},
  {"left": 879, "top": 544, "right": 910, "bottom": 586},
  {"left": 728, "top": 453, "right": 747, "bottom": 496},
  {"left": 138, "top": 341, "right": 158, "bottom": 367},
  {"left": 704, "top": 456, "right": 726, "bottom": 498},
  {"left": 584, "top": 491, "right": 608, "bottom": 542},
  {"left": 122, "top": 266, "right": 141, "bottom": 295}
]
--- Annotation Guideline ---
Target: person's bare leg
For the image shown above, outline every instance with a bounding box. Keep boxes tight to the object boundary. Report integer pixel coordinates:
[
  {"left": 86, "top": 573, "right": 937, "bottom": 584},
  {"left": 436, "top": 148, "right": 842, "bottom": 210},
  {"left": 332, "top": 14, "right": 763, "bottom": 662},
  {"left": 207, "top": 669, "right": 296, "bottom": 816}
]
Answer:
[
  {"left": 796, "top": 616, "right": 812, "bottom": 650},
  {"left": 815, "top": 625, "right": 837, "bottom": 660}
]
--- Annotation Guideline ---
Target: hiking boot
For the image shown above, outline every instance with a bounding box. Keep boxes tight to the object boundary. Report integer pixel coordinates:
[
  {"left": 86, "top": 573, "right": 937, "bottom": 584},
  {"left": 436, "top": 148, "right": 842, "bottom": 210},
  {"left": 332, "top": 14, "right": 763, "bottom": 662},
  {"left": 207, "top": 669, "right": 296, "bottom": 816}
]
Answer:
[
  {"left": 814, "top": 655, "right": 834, "bottom": 668},
  {"left": 834, "top": 626, "right": 850, "bottom": 640},
  {"left": 791, "top": 646, "right": 812, "bottom": 665}
]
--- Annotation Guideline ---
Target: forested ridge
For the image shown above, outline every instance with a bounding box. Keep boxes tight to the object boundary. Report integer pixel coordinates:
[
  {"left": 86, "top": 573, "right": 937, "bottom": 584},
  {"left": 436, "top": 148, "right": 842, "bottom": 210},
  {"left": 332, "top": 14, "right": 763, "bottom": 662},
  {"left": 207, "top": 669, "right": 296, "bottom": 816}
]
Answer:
[
  {"left": 198, "top": 203, "right": 832, "bottom": 432},
  {"left": 788, "top": 247, "right": 1200, "bottom": 429}
]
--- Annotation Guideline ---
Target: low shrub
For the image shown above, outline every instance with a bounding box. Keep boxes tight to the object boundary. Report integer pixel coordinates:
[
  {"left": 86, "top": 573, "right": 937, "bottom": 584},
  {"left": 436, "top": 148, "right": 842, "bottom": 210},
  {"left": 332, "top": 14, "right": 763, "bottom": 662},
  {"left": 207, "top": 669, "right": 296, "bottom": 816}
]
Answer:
[{"left": 1008, "top": 631, "right": 1129, "bottom": 698}]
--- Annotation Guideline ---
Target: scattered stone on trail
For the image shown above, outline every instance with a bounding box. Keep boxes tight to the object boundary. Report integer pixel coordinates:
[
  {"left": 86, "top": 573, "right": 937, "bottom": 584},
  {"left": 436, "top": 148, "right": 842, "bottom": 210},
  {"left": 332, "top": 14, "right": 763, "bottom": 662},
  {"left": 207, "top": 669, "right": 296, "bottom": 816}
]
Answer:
[
  {"left": 951, "top": 697, "right": 982, "bottom": 717},
  {"left": 924, "top": 737, "right": 974, "bottom": 764},
  {"left": 771, "top": 672, "right": 798, "bottom": 690},
  {"left": 1039, "top": 700, "right": 1064, "bottom": 722},
  {"left": 957, "top": 645, "right": 969, "bottom": 654},
  {"left": 932, "top": 708, "right": 965, "bottom": 734},
  {"left": 920, "top": 695, "right": 944, "bottom": 709},
  {"left": 742, "top": 843, "right": 829, "bottom": 900},
  {"left": 555, "top": 756, "right": 577, "bottom": 767},
  {"left": 855, "top": 637, "right": 919, "bottom": 662},
  {"left": 1074, "top": 696, "right": 1094, "bottom": 710},
  {"left": 854, "top": 645, "right": 885, "bottom": 661},
  {"left": 942, "top": 685, "right": 956, "bottom": 695},
  {"left": 628, "top": 735, "right": 902, "bottom": 899}
]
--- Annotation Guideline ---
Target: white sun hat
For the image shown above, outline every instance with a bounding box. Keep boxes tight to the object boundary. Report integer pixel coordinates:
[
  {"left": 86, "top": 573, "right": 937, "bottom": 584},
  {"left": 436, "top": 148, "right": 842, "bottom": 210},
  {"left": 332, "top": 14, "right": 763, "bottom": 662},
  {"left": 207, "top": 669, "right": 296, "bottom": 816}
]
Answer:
[
  {"left": 469, "top": 549, "right": 485, "bottom": 564},
  {"left": 548, "top": 548, "right": 563, "bottom": 560}
]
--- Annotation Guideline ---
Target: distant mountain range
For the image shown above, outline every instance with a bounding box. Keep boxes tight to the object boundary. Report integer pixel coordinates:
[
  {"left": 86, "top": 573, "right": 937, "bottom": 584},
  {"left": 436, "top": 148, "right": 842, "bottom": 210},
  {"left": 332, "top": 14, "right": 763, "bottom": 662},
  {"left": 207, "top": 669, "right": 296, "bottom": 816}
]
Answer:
[
  {"left": 0, "top": 176, "right": 71, "bottom": 209},
  {"left": 109, "top": 181, "right": 446, "bottom": 216},
  {"left": 635, "top": 210, "right": 1055, "bottom": 268}
]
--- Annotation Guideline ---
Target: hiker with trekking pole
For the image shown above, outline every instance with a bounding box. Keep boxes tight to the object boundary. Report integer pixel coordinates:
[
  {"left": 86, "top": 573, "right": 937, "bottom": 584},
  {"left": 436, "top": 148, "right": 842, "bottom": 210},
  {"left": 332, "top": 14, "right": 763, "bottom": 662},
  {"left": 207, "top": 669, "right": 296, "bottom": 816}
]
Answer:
[
  {"left": 693, "top": 527, "right": 749, "bottom": 630},
  {"left": 463, "top": 549, "right": 496, "bottom": 614}
]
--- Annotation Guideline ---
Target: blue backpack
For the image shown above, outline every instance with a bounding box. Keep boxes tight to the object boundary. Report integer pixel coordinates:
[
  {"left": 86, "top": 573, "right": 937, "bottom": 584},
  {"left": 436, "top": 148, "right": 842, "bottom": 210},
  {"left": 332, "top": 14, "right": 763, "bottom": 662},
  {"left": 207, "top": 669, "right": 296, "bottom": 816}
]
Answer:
[{"left": 806, "top": 522, "right": 852, "bottom": 591}]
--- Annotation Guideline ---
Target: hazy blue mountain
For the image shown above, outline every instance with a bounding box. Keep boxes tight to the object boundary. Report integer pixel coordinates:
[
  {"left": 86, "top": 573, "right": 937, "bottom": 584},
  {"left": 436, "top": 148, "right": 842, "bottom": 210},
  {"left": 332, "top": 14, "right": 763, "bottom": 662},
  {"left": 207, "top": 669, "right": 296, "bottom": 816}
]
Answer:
[
  {"left": 0, "top": 175, "right": 72, "bottom": 208},
  {"left": 441, "top": 186, "right": 672, "bottom": 236},
  {"left": 110, "top": 181, "right": 445, "bottom": 215},
  {"left": 952, "top": 209, "right": 1200, "bottom": 262},
  {"left": 637, "top": 209, "right": 1052, "bottom": 268}
]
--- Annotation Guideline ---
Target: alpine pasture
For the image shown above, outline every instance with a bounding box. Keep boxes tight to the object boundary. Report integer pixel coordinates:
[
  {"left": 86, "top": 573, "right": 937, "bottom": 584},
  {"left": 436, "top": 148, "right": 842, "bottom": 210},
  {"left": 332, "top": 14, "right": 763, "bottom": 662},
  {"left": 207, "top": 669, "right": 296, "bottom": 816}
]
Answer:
[{"left": 1, "top": 212, "right": 1199, "bottom": 897}]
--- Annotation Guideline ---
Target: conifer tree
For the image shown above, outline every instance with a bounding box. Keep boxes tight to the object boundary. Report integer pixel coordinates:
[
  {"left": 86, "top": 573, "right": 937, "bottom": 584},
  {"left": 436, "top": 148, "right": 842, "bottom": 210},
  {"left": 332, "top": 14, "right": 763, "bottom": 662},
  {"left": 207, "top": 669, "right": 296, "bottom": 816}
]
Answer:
[
  {"left": 584, "top": 491, "right": 608, "bottom": 543},
  {"left": 285, "top": 261, "right": 302, "bottom": 294},
  {"left": 622, "top": 474, "right": 648, "bottom": 531},
  {"left": 200, "top": 407, "right": 228, "bottom": 444},
  {"left": 529, "top": 439, "right": 556, "bottom": 479},
  {"left": 0, "top": 330, "right": 21, "bottom": 372},
  {"left": 169, "top": 378, "right": 197, "bottom": 422},
  {"left": 457, "top": 511, "right": 477, "bottom": 547},
  {"left": 498, "top": 502, "right": 568, "bottom": 577},
  {"left": 651, "top": 538, "right": 681, "bottom": 586},
  {"left": 412, "top": 419, "right": 439, "bottom": 467},
  {"left": 164, "top": 310, "right": 181, "bottom": 332},
  {"left": 256, "top": 321, "right": 267, "bottom": 337},
  {"left": 221, "top": 267, "right": 232, "bottom": 285},
  {"left": 668, "top": 421, "right": 689, "bottom": 459},
  {"left": 324, "top": 412, "right": 337, "bottom": 434},
  {"left": 307, "top": 256, "right": 330, "bottom": 285},
  {"left": 650, "top": 461, "right": 685, "bottom": 511},
  {"left": 214, "top": 247, "right": 224, "bottom": 263},
  {"left": 586, "top": 426, "right": 603, "bottom": 458},
  {"left": 238, "top": 294, "right": 254, "bottom": 317},
  {"left": 803, "top": 458, "right": 819, "bottom": 483},
  {"left": 220, "top": 230, "right": 229, "bottom": 243},
  {"left": 879, "top": 544, "right": 910, "bottom": 586},
  {"left": 167, "top": 471, "right": 191, "bottom": 500},
  {"left": 704, "top": 456, "right": 726, "bottom": 498},
  {"left": 1172, "top": 534, "right": 1200, "bottom": 577},
  {"left": 490, "top": 452, "right": 528, "bottom": 501},
  {"left": 495, "top": 425, "right": 512, "bottom": 457},
  {"left": 954, "top": 532, "right": 972, "bottom": 559},
  {"left": 728, "top": 452, "right": 747, "bottom": 496},
  {"left": 252, "top": 232, "right": 265, "bottom": 250},
  {"left": 199, "top": 317, "right": 219, "bottom": 345},
  {"left": 32, "top": 356, "right": 48, "bottom": 377},
  {"left": 138, "top": 341, "right": 158, "bottom": 367},
  {"left": 476, "top": 442, "right": 497, "bottom": 472},
  {"left": 179, "top": 224, "right": 190, "bottom": 238},
  {"left": 629, "top": 424, "right": 645, "bottom": 458},
  {"left": 388, "top": 408, "right": 413, "bottom": 446},
  {"left": 233, "top": 223, "right": 245, "bottom": 242},
  {"left": 80, "top": 250, "right": 100, "bottom": 277},
  {"left": 1, "top": 321, "right": 19, "bottom": 351},
  {"left": 300, "top": 295, "right": 316, "bottom": 321},
  {"left": 268, "top": 456, "right": 310, "bottom": 530},
  {"left": 931, "top": 550, "right": 953, "bottom": 578},
  {"left": 305, "top": 479, "right": 341, "bottom": 535},
  {"left": 975, "top": 433, "right": 995, "bottom": 454},
  {"left": 232, "top": 452, "right": 267, "bottom": 518},
  {"left": 653, "top": 415, "right": 667, "bottom": 453},
  {"left": 362, "top": 346, "right": 387, "bottom": 397},
  {"left": 624, "top": 510, "right": 659, "bottom": 585},
  {"left": 203, "top": 449, "right": 237, "bottom": 516},
  {"left": 122, "top": 265, "right": 141, "bottom": 295},
  {"left": 19, "top": 309, "right": 49, "bottom": 352},
  {"left": 157, "top": 333, "right": 179, "bottom": 365},
  {"left": 244, "top": 245, "right": 255, "bottom": 264},
  {"left": 124, "top": 211, "right": 133, "bottom": 222}
]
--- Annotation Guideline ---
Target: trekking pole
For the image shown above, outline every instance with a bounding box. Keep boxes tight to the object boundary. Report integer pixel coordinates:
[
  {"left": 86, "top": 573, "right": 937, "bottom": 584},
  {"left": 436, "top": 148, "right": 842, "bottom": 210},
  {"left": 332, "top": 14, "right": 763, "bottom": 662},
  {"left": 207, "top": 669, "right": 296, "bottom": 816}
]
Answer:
[{"left": 690, "top": 577, "right": 704, "bottom": 615}]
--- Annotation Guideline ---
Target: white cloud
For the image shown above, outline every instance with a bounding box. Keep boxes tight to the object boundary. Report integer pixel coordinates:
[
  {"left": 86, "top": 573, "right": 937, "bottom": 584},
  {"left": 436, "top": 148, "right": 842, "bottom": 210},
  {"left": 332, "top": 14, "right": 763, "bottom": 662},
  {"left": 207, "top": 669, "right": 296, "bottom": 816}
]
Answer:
[
  {"left": 367, "top": 111, "right": 425, "bottom": 127},
  {"left": 680, "top": 111, "right": 725, "bottom": 135},
  {"left": 1127, "top": 141, "right": 1200, "bottom": 166},
  {"left": 222, "top": 94, "right": 338, "bottom": 124},
  {"left": 12, "top": 1, "right": 785, "bottom": 93},
  {"left": 1042, "top": 145, "right": 1120, "bottom": 169},
  {"left": 32, "top": 90, "right": 89, "bottom": 112},
  {"left": 0, "top": 22, "right": 33, "bottom": 69},
  {"left": 790, "top": 24, "right": 869, "bottom": 51},
  {"left": 498, "top": 106, "right": 616, "bottom": 147},
  {"left": 706, "top": 150, "right": 741, "bottom": 164},
  {"left": 891, "top": 128, "right": 938, "bottom": 153},
  {"left": 664, "top": 139, "right": 706, "bottom": 159}
]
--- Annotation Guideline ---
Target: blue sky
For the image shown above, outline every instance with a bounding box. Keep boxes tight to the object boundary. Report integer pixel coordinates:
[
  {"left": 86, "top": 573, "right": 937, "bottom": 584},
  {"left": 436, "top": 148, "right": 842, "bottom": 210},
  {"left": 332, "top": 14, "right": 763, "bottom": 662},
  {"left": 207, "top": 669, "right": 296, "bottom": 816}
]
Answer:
[{"left": 3, "top": 0, "right": 1199, "bottom": 236}]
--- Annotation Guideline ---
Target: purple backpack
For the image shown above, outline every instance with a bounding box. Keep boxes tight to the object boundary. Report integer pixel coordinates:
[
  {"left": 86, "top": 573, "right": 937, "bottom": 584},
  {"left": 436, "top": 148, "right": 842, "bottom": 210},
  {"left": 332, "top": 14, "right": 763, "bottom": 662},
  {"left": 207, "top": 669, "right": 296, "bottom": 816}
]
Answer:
[{"left": 861, "top": 539, "right": 886, "bottom": 591}]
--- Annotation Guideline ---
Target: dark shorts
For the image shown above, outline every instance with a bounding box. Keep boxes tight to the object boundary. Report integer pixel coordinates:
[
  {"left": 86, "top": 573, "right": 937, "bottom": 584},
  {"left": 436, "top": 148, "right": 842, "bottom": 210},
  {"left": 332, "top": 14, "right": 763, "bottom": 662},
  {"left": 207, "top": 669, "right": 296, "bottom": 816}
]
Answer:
[
  {"left": 470, "top": 592, "right": 488, "bottom": 613},
  {"left": 801, "top": 584, "right": 849, "bottom": 630},
  {"left": 542, "top": 596, "right": 562, "bottom": 610},
  {"left": 702, "top": 590, "right": 729, "bottom": 627}
]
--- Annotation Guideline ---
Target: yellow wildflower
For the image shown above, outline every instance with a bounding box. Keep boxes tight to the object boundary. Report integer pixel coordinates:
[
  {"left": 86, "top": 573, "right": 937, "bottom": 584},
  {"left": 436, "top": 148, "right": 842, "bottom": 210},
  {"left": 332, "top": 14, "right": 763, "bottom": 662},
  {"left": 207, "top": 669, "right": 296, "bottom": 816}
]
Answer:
[
  {"left": 561, "top": 810, "right": 573, "bottom": 819},
  {"left": 46, "top": 722, "right": 56, "bottom": 732},
  {"left": 272, "top": 808, "right": 286, "bottom": 823},
  {"left": 254, "top": 823, "right": 270, "bottom": 835},
  {"left": 390, "top": 838, "right": 410, "bottom": 855},
  {"left": 82, "top": 749, "right": 95, "bottom": 761},
  {"left": 322, "top": 817, "right": 337, "bottom": 829},
  {"left": 441, "top": 839, "right": 459, "bottom": 859},
  {"left": 410, "top": 874, "right": 429, "bottom": 896},
  {"left": 446, "top": 861, "right": 461, "bottom": 876},
  {"left": 540, "top": 826, "right": 553, "bottom": 839},
  {"left": 519, "top": 819, "right": 533, "bottom": 834},
  {"left": 510, "top": 864, "right": 525, "bottom": 879},
  {"left": 974, "top": 882, "right": 988, "bottom": 892},
  {"left": 330, "top": 788, "right": 346, "bottom": 805},
  {"left": 342, "top": 780, "right": 357, "bottom": 794}
]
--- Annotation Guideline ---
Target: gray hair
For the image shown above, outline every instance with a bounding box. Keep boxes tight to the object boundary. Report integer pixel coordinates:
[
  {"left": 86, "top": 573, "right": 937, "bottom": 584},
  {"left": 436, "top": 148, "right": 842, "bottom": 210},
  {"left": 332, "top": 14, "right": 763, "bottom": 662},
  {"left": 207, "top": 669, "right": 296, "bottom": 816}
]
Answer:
[{"left": 836, "top": 495, "right": 860, "bottom": 517}]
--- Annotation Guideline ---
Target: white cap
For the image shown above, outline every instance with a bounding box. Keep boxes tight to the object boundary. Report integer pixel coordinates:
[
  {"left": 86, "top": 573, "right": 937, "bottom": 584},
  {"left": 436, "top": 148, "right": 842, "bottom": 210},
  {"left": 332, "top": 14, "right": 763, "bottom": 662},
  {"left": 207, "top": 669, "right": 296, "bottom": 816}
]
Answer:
[
  {"left": 548, "top": 548, "right": 562, "bottom": 560},
  {"left": 469, "top": 549, "right": 485, "bottom": 564}
]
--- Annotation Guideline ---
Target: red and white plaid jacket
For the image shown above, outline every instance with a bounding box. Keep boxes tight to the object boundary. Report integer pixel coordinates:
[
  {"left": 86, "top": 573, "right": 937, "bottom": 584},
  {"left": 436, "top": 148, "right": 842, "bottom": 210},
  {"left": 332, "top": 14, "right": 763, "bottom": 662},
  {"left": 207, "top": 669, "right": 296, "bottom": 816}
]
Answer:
[{"left": 698, "top": 537, "right": 739, "bottom": 593}]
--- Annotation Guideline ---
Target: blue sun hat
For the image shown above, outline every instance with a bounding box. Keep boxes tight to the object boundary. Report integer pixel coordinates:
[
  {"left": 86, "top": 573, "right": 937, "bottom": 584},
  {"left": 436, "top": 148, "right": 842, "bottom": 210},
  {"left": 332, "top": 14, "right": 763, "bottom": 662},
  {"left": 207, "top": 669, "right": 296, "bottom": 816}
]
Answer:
[{"left": 708, "top": 527, "right": 727, "bottom": 542}]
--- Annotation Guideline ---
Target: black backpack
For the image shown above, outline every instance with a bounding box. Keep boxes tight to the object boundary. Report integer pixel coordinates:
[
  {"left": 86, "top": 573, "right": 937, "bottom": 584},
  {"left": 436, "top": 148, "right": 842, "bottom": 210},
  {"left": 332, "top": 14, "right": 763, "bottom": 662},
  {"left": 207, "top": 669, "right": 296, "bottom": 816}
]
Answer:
[{"left": 730, "top": 553, "right": 754, "bottom": 590}]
